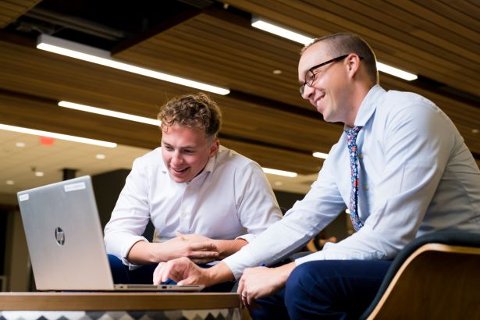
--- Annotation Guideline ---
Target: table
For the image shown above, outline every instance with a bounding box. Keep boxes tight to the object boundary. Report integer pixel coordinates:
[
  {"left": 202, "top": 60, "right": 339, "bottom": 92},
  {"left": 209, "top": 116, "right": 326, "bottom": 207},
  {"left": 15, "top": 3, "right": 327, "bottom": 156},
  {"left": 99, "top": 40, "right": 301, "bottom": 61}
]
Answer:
[{"left": 0, "top": 292, "right": 244, "bottom": 320}]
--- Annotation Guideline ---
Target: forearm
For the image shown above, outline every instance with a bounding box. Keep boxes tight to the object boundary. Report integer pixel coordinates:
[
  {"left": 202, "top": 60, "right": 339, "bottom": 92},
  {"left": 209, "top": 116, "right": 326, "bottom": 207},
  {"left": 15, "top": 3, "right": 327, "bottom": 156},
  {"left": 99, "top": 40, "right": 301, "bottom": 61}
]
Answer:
[
  {"left": 213, "top": 238, "right": 248, "bottom": 259},
  {"left": 128, "top": 237, "right": 221, "bottom": 265},
  {"left": 204, "top": 262, "right": 236, "bottom": 286},
  {"left": 127, "top": 240, "right": 164, "bottom": 264}
]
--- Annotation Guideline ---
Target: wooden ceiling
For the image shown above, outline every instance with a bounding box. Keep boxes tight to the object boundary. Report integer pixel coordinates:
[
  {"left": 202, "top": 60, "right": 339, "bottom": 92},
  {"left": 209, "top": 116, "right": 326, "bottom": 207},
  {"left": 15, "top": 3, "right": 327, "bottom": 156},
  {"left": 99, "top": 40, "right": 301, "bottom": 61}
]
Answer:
[{"left": 0, "top": 0, "right": 479, "bottom": 188}]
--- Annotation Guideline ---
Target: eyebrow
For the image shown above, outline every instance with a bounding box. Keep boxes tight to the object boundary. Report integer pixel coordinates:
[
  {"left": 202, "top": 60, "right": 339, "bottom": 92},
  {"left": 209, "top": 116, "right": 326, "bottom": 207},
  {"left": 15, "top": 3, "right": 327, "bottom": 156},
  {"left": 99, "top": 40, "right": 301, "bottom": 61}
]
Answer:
[
  {"left": 162, "top": 141, "right": 197, "bottom": 150},
  {"left": 299, "top": 54, "right": 351, "bottom": 84}
]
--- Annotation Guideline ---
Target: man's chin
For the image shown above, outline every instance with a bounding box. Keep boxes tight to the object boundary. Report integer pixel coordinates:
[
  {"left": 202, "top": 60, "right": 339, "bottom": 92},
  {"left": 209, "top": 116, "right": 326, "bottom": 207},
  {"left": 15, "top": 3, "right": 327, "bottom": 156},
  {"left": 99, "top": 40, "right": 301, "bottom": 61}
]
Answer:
[
  {"left": 315, "top": 103, "right": 326, "bottom": 115},
  {"left": 319, "top": 111, "right": 331, "bottom": 121},
  {"left": 169, "top": 169, "right": 191, "bottom": 183},
  {"left": 319, "top": 110, "right": 337, "bottom": 123}
]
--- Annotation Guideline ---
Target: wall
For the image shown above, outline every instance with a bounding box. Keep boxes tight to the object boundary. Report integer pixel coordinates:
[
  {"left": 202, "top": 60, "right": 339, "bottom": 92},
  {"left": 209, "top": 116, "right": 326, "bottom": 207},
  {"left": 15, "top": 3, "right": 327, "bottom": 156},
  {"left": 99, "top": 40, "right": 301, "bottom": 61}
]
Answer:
[{"left": 3, "top": 207, "right": 31, "bottom": 291}]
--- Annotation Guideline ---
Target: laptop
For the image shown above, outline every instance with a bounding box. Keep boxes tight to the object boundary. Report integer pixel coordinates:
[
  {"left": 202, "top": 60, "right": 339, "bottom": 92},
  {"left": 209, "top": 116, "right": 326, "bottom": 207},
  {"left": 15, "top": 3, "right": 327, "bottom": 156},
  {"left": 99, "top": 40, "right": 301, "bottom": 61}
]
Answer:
[{"left": 17, "top": 175, "right": 203, "bottom": 292}]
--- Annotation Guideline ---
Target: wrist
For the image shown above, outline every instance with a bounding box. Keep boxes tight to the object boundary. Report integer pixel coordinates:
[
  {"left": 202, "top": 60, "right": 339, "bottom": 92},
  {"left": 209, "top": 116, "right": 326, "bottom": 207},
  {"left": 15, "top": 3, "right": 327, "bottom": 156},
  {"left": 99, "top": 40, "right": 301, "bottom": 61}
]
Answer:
[
  {"left": 204, "top": 262, "right": 235, "bottom": 286},
  {"left": 276, "top": 262, "right": 296, "bottom": 284},
  {"left": 214, "top": 238, "right": 248, "bottom": 259},
  {"left": 150, "top": 241, "right": 162, "bottom": 263},
  {"left": 127, "top": 240, "right": 159, "bottom": 264}
]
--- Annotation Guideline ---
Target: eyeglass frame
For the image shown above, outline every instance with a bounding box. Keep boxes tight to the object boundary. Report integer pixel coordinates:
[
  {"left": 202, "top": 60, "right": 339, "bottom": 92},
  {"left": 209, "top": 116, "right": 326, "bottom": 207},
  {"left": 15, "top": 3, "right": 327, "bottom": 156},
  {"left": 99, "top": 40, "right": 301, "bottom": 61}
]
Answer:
[{"left": 299, "top": 54, "right": 351, "bottom": 96}]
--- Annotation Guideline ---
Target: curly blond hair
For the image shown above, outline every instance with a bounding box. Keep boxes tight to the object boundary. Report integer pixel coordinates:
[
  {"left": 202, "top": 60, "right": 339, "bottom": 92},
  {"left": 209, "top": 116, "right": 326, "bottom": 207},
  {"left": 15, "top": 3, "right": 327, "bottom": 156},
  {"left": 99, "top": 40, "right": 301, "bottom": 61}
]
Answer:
[{"left": 158, "top": 92, "right": 222, "bottom": 137}]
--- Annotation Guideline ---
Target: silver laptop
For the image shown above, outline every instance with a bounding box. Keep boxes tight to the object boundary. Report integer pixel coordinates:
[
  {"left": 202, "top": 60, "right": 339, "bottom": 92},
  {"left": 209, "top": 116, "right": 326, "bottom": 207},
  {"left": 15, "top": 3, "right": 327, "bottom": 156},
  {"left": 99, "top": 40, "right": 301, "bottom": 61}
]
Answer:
[{"left": 17, "top": 175, "right": 203, "bottom": 292}]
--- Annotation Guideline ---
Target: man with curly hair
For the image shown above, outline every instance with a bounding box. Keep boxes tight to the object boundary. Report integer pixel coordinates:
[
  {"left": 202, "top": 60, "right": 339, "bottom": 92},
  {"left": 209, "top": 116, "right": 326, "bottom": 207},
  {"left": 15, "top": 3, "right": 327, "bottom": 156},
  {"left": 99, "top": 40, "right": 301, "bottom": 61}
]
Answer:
[{"left": 104, "top": 92, "right": 282, "bottom": 287}]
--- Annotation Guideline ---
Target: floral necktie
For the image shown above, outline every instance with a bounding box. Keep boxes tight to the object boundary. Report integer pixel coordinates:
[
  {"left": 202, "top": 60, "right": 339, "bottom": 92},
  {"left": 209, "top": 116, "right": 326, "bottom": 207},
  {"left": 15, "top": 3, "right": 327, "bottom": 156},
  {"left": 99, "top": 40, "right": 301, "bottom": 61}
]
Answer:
[{"left": 346, "top": 126, "right": 364, "bottom": 231}]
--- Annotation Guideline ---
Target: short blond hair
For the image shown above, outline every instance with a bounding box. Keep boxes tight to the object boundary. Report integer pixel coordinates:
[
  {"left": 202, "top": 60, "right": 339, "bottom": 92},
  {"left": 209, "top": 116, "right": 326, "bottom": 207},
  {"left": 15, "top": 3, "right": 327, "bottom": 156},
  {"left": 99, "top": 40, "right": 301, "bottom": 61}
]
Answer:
[{"left": 303, "top": 33, "right": 378, "bottom": 83}]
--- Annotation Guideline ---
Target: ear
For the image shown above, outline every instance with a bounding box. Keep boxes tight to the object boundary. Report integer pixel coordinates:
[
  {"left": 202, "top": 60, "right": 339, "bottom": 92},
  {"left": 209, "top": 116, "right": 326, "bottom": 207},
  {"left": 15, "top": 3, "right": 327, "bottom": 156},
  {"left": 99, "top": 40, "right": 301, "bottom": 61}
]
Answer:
[
  {"left": 346, "top": 54, "right": 361, "bottom": 77},
  {"left": 209, "top": 138, "right": 220, "bottom": 157}
]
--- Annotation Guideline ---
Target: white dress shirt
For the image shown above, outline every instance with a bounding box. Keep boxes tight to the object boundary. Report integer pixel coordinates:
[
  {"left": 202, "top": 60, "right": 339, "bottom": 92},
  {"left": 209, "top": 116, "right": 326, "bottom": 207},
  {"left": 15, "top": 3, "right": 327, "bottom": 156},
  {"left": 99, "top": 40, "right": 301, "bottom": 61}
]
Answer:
[
  {"left": 104, "top": 145, "right": 282, "bottom": 265},
  {"left": 224, "top": 85, "right": 480, "bottom": 278}
]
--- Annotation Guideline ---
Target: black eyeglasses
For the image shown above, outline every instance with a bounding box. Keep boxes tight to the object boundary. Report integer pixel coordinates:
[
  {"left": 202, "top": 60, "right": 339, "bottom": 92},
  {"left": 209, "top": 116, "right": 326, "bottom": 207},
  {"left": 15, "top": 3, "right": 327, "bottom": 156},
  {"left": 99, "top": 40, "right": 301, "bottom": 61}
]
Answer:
[{"left": 299, "top": 54, "right": 349, "bottom": 96}]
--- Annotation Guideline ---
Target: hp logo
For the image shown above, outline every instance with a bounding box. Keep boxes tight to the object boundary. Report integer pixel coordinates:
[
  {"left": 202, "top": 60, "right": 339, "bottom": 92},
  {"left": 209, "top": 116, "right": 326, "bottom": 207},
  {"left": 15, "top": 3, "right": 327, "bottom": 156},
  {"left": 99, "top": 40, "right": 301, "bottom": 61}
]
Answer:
[{"left": 54, "top": 227, "right": 65, "bottom": 246}]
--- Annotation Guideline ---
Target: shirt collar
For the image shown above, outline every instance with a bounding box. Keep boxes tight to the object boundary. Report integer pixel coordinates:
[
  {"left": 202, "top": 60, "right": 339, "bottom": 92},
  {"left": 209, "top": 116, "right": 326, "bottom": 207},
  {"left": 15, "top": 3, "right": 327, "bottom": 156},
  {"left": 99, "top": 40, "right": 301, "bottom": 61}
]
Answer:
[
  {"left": 203, "top": 152, "right": 216, "bottom": 174},
  {"left": 348, "top": 84, "right": 385, "bottom": 129},
  {"left": 187, "top": 150, "right": 218, "bottom": 185}
]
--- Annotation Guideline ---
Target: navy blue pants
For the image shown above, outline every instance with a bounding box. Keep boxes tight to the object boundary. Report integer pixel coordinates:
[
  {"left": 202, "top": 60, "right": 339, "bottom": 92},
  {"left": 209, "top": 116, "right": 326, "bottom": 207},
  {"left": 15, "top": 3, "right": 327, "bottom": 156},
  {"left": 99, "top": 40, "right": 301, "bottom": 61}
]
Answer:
[
  {"left": 250, "top": 260, "right": 392, "bottom": 320},
  {"left": 108, "top": 254, "right": 158, "bottom": 284},
  {"left": 107, "top": 254, "right": 236, "bottom": 292}
]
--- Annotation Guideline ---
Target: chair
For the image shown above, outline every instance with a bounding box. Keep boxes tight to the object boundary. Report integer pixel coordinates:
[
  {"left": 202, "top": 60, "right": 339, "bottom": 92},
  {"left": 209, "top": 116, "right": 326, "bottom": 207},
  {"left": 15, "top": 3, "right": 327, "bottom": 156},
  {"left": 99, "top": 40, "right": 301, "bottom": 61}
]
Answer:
[{"left": 360, "top": 230, "right": 480, "bottom": 320}]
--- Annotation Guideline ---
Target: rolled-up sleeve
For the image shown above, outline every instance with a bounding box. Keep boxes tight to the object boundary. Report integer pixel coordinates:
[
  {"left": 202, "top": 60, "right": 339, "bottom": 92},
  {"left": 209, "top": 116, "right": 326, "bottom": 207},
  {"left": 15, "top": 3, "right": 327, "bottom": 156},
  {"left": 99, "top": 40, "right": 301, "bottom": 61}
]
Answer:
[
  {"left": 104, "top": 157, "right": 151, "bottom": 266},
  {"left": 234, "top": 162, "right": 283, "bottom": 243}
]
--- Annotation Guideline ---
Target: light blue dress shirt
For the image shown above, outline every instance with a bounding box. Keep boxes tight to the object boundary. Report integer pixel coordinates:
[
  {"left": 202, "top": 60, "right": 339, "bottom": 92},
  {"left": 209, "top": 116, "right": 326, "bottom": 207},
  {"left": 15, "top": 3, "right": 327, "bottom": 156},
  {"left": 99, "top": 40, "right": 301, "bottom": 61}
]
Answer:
[{"left": 224, "top": 85, "right": 480, "bottom": 278}]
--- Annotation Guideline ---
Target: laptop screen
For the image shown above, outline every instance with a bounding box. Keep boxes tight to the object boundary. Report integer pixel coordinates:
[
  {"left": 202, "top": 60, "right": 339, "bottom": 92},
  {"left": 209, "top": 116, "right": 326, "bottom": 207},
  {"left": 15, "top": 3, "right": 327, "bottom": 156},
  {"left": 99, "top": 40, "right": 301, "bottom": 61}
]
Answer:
[{"left": 18, "top": 176, "right": 117, "bottom": 290}]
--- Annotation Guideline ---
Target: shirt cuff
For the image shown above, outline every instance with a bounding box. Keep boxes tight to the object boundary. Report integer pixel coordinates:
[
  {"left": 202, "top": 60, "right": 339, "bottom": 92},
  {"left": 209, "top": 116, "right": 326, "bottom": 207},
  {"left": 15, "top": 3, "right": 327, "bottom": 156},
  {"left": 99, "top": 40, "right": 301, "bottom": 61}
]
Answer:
[
  {"left": 120, "top": 236, "right": 149, "bottom": 268},
  {"left": 294, "top": 251, "right": 324, "bottom": 265},
  {"left": 236, "top": 234, "right": 255, "bottom": 243},
  {"left": 222, "top": 257, "right": 243, "bottom": 280}
]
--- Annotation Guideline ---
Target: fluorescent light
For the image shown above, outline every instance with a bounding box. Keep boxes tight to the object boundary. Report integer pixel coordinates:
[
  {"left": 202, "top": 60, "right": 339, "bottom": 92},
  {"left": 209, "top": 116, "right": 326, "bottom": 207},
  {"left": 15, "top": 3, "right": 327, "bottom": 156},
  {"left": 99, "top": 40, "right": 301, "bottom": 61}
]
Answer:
[
  {"left": 37, "top": 34, "right": 230, "bottom": 96},
  {"left": 58, "top": 101, "right": 160, "bottom": 126},
  {"left": 34, "top": 171, "right": 44, "bottom": 177},
  {"left": 262, "top": 167, "right": 298, "bottom": 177},
  {"left": 0, "top": 124, "right": 117, "bottom": 148},
  {"left": 252, "top": 17, "right": 313, "bottom": 45},
  {"left": 251, "top": 18, "right": 417, "bottom": 81},
  {"left": 376, "top": 62, "right": 417, "bottom": 81},
  {"left": 312, "top": 152, "right": 329, "bottom": 159}
]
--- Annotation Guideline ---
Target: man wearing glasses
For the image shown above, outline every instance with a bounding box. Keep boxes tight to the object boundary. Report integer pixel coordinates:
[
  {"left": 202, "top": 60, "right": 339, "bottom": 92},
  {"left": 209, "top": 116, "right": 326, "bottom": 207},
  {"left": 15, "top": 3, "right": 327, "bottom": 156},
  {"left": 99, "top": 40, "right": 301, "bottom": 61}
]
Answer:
[{"left": 153, "top": 33, "right": 480, "bottom": 319}]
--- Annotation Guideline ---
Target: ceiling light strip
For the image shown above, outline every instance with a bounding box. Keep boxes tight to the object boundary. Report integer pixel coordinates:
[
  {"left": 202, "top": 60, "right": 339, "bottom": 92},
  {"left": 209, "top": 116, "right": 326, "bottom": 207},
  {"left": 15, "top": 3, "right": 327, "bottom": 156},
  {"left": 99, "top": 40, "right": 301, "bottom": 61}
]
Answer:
[
  {"left": 262, "top": 167, "right": 298, "bottom": 177},
  {"left": 312, "top": 152, "right": 328, "bottom": 160},
  {"left": 251, "top": 18, "right": 313, "bottom": 45},
  {"left": 58, "top": 101, "right": 160, "bottom": 126},
  {"left": 376, "top": 62, "right": 417, "bottom": 81},
  {"left": 37, "top": 34, "right": 230, "bottom": 95},
  {"left": 251, "top": 18, "right": 417, "bottom": 81},
  {"left": 0, "top": 124, "right": 117, "bottom": 148}
]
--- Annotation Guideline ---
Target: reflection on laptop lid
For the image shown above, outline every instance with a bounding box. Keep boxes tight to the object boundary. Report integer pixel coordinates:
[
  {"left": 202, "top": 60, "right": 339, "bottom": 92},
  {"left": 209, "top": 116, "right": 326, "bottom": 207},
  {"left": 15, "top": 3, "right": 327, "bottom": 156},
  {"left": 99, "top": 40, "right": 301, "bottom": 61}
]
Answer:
[{"left": 17, "top": 176, "right": 203, "bottom": 292}]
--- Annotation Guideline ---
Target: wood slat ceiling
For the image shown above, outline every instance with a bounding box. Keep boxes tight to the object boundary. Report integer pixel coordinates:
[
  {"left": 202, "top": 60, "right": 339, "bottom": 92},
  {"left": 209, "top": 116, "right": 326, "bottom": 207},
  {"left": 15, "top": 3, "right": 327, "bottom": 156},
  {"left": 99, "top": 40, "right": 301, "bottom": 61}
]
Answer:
[
  {"left": 220, "top": 0, "right": 480, "bottom": 96},
  {"left": 0, "top": 0, "right": 478, "bottom": 195},
  {"left": 114, "top": 0, "right": 480, "bottom": 160},
  {"left": 0, "top": 0, "right": 41, "bottom": 28}
]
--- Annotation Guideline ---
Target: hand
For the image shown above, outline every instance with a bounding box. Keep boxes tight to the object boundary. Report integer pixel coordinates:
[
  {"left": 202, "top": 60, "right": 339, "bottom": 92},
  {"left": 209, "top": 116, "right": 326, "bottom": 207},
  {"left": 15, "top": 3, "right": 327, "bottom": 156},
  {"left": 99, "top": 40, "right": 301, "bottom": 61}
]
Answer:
[
  {"left": 153, "top": 257, "right": 209, "bottom": 285},
  {"left": 156, "top": 233, "right": 219, "bottom": 264},
  {"left": 237, "top": 262, "right": 295, "bottom": 307},
  {"left": 179, "top": 233, "right": 248, "bottom": 259}
]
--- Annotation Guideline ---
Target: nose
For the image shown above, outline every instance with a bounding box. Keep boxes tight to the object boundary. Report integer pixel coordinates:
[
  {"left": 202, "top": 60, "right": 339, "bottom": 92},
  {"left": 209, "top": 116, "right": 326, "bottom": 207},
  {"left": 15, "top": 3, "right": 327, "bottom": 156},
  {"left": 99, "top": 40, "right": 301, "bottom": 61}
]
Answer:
[
  {"left": 171, "top": 151, "right": 184, "bottom": 166},
  {"left": 301, "top": 84, "right": 314, "bottom": 100}
]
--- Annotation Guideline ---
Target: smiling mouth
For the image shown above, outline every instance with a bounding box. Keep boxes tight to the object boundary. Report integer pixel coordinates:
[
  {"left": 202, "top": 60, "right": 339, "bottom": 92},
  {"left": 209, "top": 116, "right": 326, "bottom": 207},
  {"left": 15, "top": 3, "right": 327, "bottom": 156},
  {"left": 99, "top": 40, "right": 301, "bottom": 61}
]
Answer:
[
  {"left": 171, "top": 167, "right": 189, "bottom": 174},
  {"left": 313, "top": 91, "right": 325, "bottom": 104},
  {"left": 314, "top": 95, "right": 324, "bottom": 107}
]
